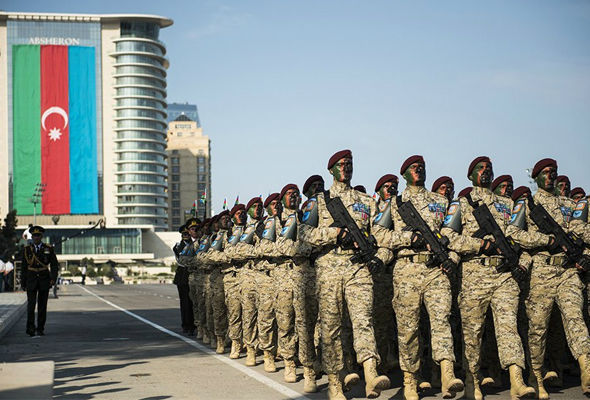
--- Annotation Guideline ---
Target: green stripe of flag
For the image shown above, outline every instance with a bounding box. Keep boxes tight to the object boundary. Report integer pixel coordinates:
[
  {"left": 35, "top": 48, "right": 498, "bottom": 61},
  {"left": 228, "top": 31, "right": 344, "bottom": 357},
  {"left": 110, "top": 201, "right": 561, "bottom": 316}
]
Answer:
[{"left": 13, "top": 45, "right": 41, "bottom": 215}]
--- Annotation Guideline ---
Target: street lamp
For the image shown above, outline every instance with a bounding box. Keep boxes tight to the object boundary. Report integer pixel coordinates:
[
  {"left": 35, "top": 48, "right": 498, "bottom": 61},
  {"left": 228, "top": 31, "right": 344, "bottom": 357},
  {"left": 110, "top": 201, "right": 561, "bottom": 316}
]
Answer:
[{"left": 30, "top": 183, "right": 46, "bottom": 224}]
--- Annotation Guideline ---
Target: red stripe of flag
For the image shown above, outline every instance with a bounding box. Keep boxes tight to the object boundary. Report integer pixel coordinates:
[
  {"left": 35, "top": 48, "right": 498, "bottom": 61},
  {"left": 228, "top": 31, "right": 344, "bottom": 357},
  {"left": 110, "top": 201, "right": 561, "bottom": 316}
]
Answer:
[{"left": 41, "top": 45, "right": 70, "bottom": 214}]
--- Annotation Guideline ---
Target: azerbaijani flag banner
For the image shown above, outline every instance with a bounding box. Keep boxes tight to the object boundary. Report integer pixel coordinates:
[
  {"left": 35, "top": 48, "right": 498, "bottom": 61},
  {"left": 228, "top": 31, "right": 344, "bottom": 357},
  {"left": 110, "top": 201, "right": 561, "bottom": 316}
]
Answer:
[{"left": 13, "top": 44, "right": 99, "bottom": 215}]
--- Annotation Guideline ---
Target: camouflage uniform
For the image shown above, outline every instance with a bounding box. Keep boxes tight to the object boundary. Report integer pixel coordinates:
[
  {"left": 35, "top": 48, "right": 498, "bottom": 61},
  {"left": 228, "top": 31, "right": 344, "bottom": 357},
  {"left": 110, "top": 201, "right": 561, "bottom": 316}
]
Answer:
[
  {"left": 195, "top": 235, "right": 212, "bottom": 335},
  {"left": 375, "top": 186, "right": 457, "bottom": 374},
  {"left": 221, "top": 225, "right": 245, "bottom": 343},
  {"left": 198, "top": 230, "right": 229, "bottom": 339},
  {"left": 507, "top": 188, "right": 590, "bottom": 371},
  {"left": 300, "top": 180, "right": 380, "bottom": 374},
  {"left": 231, "top": 218, "right": 265, "bottom": 351},
  {"left": 181, "top": 239, "right": 201, "bottom": 331},
  {"left": 441, "top": 186, "right": 527, "bottom": 374}
]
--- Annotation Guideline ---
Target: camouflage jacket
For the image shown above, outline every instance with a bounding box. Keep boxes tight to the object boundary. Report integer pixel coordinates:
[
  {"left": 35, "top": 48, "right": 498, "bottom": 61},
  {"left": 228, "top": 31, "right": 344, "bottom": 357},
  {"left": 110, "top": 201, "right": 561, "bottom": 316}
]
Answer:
[{"left": 222, "top": 224, "right": 247, "bottom": 273}]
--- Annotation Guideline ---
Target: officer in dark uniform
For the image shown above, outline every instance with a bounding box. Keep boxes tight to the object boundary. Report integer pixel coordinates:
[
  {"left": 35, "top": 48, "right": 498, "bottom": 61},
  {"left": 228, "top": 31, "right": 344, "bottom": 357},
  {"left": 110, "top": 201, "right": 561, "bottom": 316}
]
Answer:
[
  {"left": 22, "top": 226, "right": 59, "bottom": 336},
  {"left": 173, "top": 224, "right": 195, "bottom": 335}
]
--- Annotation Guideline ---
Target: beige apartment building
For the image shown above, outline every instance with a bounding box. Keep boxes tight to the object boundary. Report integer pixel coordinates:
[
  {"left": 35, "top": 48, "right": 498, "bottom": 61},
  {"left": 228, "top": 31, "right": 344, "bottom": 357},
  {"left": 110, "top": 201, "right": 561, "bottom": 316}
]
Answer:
[{"left": 167, "top": 114, "right": 211, "bottom": 229}]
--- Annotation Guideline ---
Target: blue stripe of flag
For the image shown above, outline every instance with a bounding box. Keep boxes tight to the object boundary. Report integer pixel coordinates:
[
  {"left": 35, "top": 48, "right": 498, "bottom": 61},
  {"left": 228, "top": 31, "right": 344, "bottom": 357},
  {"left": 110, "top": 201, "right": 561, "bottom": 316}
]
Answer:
[{"left": 68, "top": 46, "right": 99, "bottom": 214}]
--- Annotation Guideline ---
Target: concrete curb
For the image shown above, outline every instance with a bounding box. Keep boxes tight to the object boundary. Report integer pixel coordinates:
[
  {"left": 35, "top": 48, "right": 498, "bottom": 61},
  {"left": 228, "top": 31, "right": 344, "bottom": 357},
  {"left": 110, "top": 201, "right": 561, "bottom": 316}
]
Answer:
[{"left": 0, "top": 294, "right": 27, "bottom": 340}]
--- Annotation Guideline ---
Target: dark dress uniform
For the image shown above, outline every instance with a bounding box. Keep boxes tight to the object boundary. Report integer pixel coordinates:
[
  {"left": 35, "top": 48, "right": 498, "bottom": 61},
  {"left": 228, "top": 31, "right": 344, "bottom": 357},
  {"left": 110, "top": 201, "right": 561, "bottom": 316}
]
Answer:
[
  {"left": 173, "top": 237, "right": 195, "bottom": 334},
  {"left": 22, "top": 235, "right": 59, "bottom": 336}
]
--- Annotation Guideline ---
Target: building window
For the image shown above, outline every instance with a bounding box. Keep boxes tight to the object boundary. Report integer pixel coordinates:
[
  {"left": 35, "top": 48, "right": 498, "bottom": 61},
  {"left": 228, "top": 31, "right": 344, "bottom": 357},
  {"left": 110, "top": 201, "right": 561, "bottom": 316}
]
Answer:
[
  {"left": 171, "top": 166, "right": 180, "bottom": 173},
  {"left": 198, "top": 165, "right": 205, "bottom": 173},
  {"left": 172, "top": 218, "right": 181, "bottom": 225},
  {"left": 172, "top": 192, "right": 180, "bottom": 199},
  {"left": 197, "top": 156, "right": 206, "bottom": 164},
  {"left": 171, "top": 183, "right": 179, "bottom": 190},
  {"left": 171, "top": 175, "right": 179, "bottom": 182},
  {"left": 172, "top": 209, "right": 180, "bottom": 216},
  {"left": 172, "top": 201, "right": 180, "bottom": 208},
  {"left": 172, "top": 150, "right": 179, "bottom": 155},
  {"left": 171, "top": 157, "right": 179, "bottom": 165},
  {"left": 198, "top": 183, "right": 206, "bottom": 191}
]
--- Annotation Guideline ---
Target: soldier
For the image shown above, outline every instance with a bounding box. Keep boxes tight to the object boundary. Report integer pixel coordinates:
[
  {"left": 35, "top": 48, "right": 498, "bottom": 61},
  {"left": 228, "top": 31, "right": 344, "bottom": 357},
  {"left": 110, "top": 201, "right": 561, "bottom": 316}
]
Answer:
[
  {"left": 555, "top": 176, "right": 570, "bottom": 197},
  {"left": 199, "top": 212, "right": 230, "bottom": 354},
  {"left": 182, "top": 218, "right": 202, "bottom": 338},
  {"left": 458, "top": 187, "right": 473, "bottom": 198},
  {"left": 432, "top": 176, "right": 454, "bottom": 203},
  {"left": 231, "top": 197, "right": 267, "bottom": 367},
  {"left": 372, "top": 174, "right": 399, "bottom": 373},
  {"left": 173, "top": 224, "right": 195, "bottom": 335},
  {"left": 571, "top": 187, "right": 586, "bottom": 202},
  {"left": 441, "top": 156, "right": 535, "bottom": 400},
  {"left": 22, "top": 226, "right": 58, "bottom": 336},
  {"left": 196, "top": 219, "right": 213, "bottom": 344},
  {"left": 491, "top": 175, "right": 513, "bottom": 198},
  {"left": 222, "top": 204, "right": 247, "bottom": 358},
  {"left": 508, "top": 158, "right": 590, "bottom": 398},
  {"left": 300, "top": 149, "right": 390, "bottom": 400},
  {"left": 374, "top": 156, "right": 463, "bottom": 400}
]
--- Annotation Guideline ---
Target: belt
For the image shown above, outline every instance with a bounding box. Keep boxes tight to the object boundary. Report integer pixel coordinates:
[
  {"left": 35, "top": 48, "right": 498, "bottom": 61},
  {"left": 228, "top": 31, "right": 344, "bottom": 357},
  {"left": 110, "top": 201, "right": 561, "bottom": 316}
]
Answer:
[
  {"left": 479, "top": 257, "right": 504, "bottom": 268},
  {"left": 28, "top": 267, "right": 48, "bottom": 272},
  {"left": 400, "top": 254, "right": 433, "bottom": 263},
  {"left": 540, "top": 255, "right": 567, "bottom": 266}
]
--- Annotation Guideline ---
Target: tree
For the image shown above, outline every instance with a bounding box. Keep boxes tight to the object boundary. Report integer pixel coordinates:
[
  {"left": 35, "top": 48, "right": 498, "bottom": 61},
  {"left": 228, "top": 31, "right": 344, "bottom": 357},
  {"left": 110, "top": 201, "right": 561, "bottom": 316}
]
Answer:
[{"left": 0, "top": 210, "right": 18, "bottom": 261}]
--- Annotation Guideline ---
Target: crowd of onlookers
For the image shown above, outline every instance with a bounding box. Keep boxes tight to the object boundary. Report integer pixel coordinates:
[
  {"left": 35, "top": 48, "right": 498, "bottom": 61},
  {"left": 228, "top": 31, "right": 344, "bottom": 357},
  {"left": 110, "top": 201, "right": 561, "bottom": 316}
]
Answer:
[{"left": 0, "top": 257, "right": 15, "bottom": 292}]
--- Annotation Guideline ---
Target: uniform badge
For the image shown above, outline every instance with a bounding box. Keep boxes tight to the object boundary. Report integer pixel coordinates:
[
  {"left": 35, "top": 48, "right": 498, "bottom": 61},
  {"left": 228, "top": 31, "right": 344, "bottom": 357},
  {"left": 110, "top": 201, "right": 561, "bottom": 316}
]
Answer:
[
  {"left": 352, "top": 202, "right": 370, "bottom": 221},
  {"left": 560, "top": 206, "right": 572, "bottom": 223},
  {"left": 494, "top": 202, "right": 511, "bottom": 220}
]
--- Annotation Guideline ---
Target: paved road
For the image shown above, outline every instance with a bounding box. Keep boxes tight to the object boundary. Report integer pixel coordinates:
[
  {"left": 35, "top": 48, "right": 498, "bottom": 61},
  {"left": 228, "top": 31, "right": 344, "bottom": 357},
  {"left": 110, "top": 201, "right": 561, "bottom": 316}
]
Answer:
[{"left": 0, "top": 284, "right": 587, "bottom": 399}]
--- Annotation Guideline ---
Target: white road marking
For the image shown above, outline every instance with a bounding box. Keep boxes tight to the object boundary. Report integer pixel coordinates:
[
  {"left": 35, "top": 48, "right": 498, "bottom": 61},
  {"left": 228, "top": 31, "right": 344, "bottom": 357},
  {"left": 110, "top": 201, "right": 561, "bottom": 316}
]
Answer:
[{"left": 79, "top": 285, "right": 310, "bottom": 400}]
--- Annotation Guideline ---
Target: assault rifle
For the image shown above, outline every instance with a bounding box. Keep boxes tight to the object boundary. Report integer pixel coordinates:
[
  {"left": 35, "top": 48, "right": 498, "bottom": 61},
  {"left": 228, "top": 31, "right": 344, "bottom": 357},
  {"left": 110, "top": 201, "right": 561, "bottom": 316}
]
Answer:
[
  {"left": 465, "top": 194, "right": 525, "bottom": 281},
  {"left": 325, "top": 193, "right": 380, "bottom": 267},
  {"left": 527, "top": 195, "right": 590, "bottom": 272},
  {"left": 395, "top": 196, "right": 456, "bottom": 272}
]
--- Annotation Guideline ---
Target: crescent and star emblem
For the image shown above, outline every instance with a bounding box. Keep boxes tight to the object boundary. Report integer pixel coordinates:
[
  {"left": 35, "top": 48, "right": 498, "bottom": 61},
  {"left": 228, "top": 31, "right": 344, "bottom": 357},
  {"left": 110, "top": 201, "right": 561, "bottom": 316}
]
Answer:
[{"left": 41, "top": 106, "right": 69, "bottom": 142}]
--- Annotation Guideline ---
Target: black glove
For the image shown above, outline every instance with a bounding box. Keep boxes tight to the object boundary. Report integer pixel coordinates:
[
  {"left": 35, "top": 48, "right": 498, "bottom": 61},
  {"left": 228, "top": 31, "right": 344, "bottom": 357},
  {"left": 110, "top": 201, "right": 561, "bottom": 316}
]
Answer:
[
  {"left": 511, "top": 265, "right": 528, "bottom": 282},
  {"left": 337, "top": 228, "right": 356, "bottom": 250},
  {"left": 367, "top": 258, "right": 384, "bottom": 274},
  {"left": 576, "top": 255, "right": 590, "bottom": 273},
  {"left": 440, "top": 259, "right": 457, "bottom": 274},
  {"left": 479, "top": 239, "right": 498, "bottom": 256},
  {"left": 410, "top": 231, "right": 426, "bottom": 250},
  {"left": 546, "top": 236, "right": 561, "bottom": 254}
]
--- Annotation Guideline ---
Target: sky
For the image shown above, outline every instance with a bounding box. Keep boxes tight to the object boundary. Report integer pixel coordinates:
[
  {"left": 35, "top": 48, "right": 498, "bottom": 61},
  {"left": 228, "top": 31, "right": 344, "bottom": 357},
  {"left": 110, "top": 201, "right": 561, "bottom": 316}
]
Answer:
[{"left": 6, "top": 0, "right": 590, "bottom": 212}]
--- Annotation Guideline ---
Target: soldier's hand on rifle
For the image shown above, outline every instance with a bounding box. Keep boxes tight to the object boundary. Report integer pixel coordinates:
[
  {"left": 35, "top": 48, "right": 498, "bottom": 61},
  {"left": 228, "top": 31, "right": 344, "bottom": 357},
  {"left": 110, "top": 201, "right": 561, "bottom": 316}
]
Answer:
[
  {"left": 337, "top": 228, "right": 357, "bottom": 250},
  {"left": 479, "top": 239, "right": 499, "bottom": 256},
  {"left": 367, "top": 258, "right": 384, "bottom": 274},
  {"left": 576, "top": 255, "right": 590, "bottom": 272},
  {"left": 410, "top": 231, "right": 426, "bottom": 250},
  {"left": 546, "top": 236, "right": 562, "bottom": 254},
  {"left": 512, "top": 265, "right": 527, "bottom": 282},
  {"left": 440, "top": 259, "right": 457, "bottom": 274}
]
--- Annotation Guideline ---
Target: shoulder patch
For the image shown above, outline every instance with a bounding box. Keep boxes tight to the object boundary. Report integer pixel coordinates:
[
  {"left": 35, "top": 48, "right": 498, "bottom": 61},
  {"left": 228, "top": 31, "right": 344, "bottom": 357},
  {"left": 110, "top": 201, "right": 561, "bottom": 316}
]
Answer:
[
  {"left": 509, "top": 199, "right": 527, "bottom": 229},
  {"left": 443, "top": 200, "right": 462, "bottom": 232}
]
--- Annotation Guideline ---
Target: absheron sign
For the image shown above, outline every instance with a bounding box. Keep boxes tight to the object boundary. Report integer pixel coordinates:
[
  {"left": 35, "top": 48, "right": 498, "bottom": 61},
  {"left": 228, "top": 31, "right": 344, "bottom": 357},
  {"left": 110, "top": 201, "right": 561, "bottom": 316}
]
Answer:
[{"left": 29, "top": 37, "right": 81, "bottom": 45}]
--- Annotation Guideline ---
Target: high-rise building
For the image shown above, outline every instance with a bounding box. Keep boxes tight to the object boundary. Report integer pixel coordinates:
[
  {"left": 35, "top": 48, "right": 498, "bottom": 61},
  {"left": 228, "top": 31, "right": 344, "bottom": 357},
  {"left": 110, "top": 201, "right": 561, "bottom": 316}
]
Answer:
[
  {"left": 167, "top": 114, "right": 211, "bottom": 229},
  {"left": 0, "top": 12, "right": 176, "bottom": 262},
  {"left": 167, "top": 102, "right": 201, "bottom": 127}
]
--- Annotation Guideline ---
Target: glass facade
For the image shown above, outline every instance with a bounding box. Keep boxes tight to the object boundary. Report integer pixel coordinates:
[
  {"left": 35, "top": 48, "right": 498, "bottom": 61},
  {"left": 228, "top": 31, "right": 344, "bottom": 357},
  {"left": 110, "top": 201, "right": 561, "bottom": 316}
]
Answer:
[
  {"left": 167, "top": 102, "right": 201, "bottom": 126},
  {"left": 114, "top": 21, "right": 169, "bottom": 229}
]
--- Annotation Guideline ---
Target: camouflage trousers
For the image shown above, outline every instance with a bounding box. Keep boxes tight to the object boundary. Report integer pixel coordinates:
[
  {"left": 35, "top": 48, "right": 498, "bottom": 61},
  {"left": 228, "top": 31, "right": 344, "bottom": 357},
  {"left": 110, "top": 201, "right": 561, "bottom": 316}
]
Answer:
[
  {"left": 393, "top": 259, "right": 455, "bottom": 374},
  {"left": 241, "top": 267, "right": 259, "bottom": 348},
  {"left": 459, "top": 260, "right": 525, "bottom": 374},
  {"left": 202, "top": 271, "right": 212, "bottom": 333},
  {"left": 222, "top": 269, "right": 242, "bottom": 341},
  {"left": 316, "top": 253, "right": 379, "bottom": 374},
  {"left": 272, "top": 262, "right": 296, "bottom": 361},
  {"left": 526, "top": 264, "right": 590, "bottom": 370},
  {"left": 188, "top": 271, "right": 204, "bottom": 329},
  {"left": 207, "top": 269, "right": 228, "bottom": 337},
  {"left": 292, "top": 259, "right": 318, "bottom": 367},
  {"left": 372, "top": 267, "right": 395, "bottom": 369},
  {"left": 255, "top": 268, "right": 276, "bottom": 352}
]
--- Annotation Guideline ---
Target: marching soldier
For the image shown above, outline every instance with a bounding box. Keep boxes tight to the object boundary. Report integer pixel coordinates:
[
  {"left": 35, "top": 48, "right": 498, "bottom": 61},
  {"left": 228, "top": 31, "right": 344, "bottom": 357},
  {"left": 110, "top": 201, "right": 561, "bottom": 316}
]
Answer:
[
  {"left": 173, "top": 224, "right": 194, "bottom": 335},
  {"left": 300, "top": 149, "right": 390, "bottom": 400},
  {"left": 182, "top": 218, "right": 202, "bottom": 337},
  {"left": 22, "top": 226, "right": 58, "bottom": 336},
  {"left": 432, "top": 176, "right": 454, "bottom": 203},
  {"left": 555, "top": 175, "right": 571, "bottom": 197},
  {"left": 441, "top": 156, "right": 535, "bottom": 400},
  {"left": 571, "top": 187, "right": 586, "bottom": 202}
]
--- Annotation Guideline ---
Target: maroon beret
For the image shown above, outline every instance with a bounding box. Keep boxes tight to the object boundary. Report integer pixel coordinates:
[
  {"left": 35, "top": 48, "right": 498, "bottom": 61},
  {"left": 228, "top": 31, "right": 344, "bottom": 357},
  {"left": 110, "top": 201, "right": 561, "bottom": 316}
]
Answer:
[
  {"left": 246, "top": 196, "right": 262, "bottom": 211},
  {"left": 400, "top": 155, "right": 425, "bottom": 175},
  {"left": 467, "top": 156, "right": 491, "bottom": 178},
  {"left": 303, "top": 175, "right": 324, "bottom": 194},
  {"left": 353, "top": 185, "right": 367, "bottom": 193},
  {"left": 230, "top": 204, "right": 245, "bottom": 216},
  {"left": 531, "top": 158, "right": 557, "bottom": 178},
  {"left": 374, "top": 174, "right": 399, "bottom": 192},
  {"left": 431, "top": 176, "right": 453, "bottom": 192},
  {"left": 556, "top": 175, "right": 570, "bottom": 185},
  {"left": 327, "top": 149, "right": 352, "bottom": 169},
  {"left": 280, "top": 183, "right": 299, "bottom": 199},
  {"left": 218, "top": 210, "right": 230, "bottom": 218},
  {"left": 264, "top": 193, "right": 280, "bottom": 208},
  {"left": 491, "top": 175, "right": 513, "bottom": 191},
  {"left": 203, "top": 218, "right": 212, "bottom": 225},
  {"left": 458, "top": 187, "right": 473, "bottom": 198},
  {"left": 570, "top": 187, "right": 586, "bottom": 199},
  {"left": 511, "top": 186, "right": 531, "bottom": 201}
]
